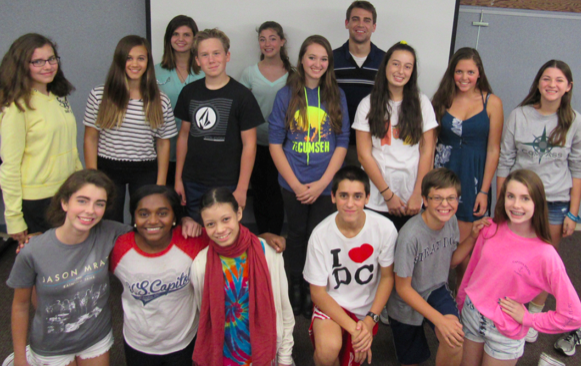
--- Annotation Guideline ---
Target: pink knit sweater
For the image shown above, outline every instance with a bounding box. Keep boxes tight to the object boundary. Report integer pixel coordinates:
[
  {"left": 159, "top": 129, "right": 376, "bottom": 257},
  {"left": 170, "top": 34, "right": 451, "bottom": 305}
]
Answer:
[{"left": 457, "top": 222, "right": 581, "bottom": 340}]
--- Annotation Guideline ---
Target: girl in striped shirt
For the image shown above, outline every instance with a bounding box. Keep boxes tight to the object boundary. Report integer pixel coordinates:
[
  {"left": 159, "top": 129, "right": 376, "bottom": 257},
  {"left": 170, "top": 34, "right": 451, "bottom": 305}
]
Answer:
[{"left": 83, "top": 35, "right": 177, "bottom": 222}]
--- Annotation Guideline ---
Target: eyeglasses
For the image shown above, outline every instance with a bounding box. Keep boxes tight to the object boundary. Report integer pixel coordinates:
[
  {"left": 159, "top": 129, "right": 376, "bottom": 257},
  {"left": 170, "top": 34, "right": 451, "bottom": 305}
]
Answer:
[
  {"left": 30, "top": 56, "right": 60, "bottom": 67},
  {"left": 427, "top": 196, "right": 459, "bottom": 204}
]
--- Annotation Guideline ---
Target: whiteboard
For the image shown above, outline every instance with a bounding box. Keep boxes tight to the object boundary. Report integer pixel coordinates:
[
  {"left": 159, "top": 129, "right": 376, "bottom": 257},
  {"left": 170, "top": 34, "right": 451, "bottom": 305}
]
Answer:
[{"left": 149, "top": 0, "right": 458, "bottom": 97}]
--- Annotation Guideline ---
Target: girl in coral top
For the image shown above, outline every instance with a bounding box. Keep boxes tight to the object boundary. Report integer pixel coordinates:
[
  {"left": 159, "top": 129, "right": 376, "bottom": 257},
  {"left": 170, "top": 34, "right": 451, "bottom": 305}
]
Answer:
[{"left": 457, "top": 169, "right": 581, "bottom": 366}]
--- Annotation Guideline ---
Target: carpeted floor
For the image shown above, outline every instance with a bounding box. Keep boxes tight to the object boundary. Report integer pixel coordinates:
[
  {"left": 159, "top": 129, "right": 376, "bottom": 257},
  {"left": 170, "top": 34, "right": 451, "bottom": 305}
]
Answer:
[{"left": 0, "top": 232, "right": 580, "bottom": 365}]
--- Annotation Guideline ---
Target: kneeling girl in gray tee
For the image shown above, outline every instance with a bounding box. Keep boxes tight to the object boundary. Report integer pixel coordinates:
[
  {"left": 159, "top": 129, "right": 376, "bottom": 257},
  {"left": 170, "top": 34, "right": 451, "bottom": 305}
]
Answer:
[{"left": 7, "top": 170, "right": 130, "bottom": 366}]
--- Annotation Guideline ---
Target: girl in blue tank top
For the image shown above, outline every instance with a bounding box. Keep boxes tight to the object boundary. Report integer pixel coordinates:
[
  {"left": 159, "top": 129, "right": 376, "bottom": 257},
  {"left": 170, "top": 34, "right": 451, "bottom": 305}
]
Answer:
[{"left": 432, "top": 47, "right": 504, "bottom": 289}]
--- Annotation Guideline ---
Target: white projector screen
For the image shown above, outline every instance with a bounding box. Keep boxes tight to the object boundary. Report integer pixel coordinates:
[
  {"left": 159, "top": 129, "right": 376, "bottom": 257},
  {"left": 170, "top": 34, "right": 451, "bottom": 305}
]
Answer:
[{"left": 148, "top": 0, "right": 459, "bottom": 97}]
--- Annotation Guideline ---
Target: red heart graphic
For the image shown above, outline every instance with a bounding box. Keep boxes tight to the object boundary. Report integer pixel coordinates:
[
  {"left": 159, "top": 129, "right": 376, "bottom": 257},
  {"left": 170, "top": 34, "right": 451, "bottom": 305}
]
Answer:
[{"left": 348, "top": 244, "right": 374, "bottom": 263}]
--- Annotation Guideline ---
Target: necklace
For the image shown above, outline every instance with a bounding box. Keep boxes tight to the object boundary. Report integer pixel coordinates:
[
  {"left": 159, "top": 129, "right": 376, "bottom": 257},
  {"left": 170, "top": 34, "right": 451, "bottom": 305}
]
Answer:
[{"left": 176, "top": 65, "right": 189, "bottom": 83}]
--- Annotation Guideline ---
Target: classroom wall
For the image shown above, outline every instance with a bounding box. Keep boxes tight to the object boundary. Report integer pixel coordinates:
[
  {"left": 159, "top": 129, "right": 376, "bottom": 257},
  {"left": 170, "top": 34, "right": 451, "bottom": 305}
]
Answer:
[
  {"left": 0, "top": 0, "right": 147, "bottom": 164},
  {"left": 454, "top": 5, "right": 581, "bottom": 211},
  {"left": 149, "top": 0, "right": 458, "bottom": 98},
  {"left": 0, "top": 0, "right": 146, "bottom": 226},
  {"left": 454, "top": 5, "right": 581, "bottom": 119}
]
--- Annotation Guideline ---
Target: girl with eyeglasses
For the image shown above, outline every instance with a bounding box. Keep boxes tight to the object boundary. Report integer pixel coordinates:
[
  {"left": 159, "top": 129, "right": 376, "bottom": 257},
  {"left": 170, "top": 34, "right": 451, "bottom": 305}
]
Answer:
[{"left": 0, "top": 33, "right": 82, "bottom": 245}]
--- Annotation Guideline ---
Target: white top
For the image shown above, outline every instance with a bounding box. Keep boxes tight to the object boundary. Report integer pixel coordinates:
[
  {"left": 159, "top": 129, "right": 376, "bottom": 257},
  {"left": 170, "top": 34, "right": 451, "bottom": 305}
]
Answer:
[
  {"left": 303, "top": 210, "right": 398, "bottom": 319},
  {"left": 190, "top": 239, "right": 295, "bottom": 365},
  {"left": 111, "top": 232, "right": 202, "bottom": 354},
  {"left": 349, "top": 53, "right": 367, "bottom": 68},
  {"left": 83, "top": 85, "right": 177, "bottom": 162},
  {"left": 352, "top": 93, "right": 438, "bottom": 212}
]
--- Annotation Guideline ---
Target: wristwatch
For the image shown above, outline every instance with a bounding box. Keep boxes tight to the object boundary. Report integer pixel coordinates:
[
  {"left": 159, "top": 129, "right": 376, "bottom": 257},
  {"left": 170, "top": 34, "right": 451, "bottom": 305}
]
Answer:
[{"left": 366, "top": 311, "right": 379, "bottom": 323}]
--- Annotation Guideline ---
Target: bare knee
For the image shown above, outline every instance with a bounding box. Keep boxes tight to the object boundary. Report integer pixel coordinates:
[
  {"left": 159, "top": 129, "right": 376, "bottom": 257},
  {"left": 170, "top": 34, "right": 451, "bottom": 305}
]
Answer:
[{"left": 313, "top": 319, "right": 343, "bottom": 366}]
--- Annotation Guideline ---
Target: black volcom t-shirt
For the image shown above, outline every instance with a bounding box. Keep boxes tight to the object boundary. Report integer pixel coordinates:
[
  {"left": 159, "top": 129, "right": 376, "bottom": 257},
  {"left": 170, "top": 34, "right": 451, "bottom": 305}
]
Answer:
[{"left": 175, "top": 78, "right": 263, "bottom": 186}]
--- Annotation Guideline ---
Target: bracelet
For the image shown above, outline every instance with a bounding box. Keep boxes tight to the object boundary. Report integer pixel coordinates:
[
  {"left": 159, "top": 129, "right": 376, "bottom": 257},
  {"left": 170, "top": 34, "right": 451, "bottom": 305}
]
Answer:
[
  {"left": 479, "top": 190, "right": 489, "bottom": 196},
  {"left": 385, "top": 191, "right": 395, "bottom": 202},
  {"left": 380, "top": 186, "right": 390, "bottom": 194},
  {"left": 566, "top": 212, "right": 581, "bottom": 223}
]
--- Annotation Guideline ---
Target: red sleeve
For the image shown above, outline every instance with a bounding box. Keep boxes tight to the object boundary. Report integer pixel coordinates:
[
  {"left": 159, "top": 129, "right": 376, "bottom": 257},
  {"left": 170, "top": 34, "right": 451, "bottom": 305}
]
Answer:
[
  {"left": 109, "top": 232, "right": 136, "bottom": 273},
  {"left": 172, "top": 226, "right": 210, "bottom": 260}
]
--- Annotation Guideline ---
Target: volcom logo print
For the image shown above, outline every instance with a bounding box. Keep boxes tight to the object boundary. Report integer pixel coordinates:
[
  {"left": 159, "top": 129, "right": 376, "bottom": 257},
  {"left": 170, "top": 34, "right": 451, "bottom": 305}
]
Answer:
[
  {"left": 195, "top": 107, "right": 217, "bottom": 130},
  {"left": 189, "top": 98, "right": 232, "bottom": 142}
]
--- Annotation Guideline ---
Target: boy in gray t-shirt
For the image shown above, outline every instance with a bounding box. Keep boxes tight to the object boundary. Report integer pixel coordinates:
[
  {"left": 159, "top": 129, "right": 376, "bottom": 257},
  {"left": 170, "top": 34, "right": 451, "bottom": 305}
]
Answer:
[{"left": 387, "top": 168, "right": 490, "bottom": 366}]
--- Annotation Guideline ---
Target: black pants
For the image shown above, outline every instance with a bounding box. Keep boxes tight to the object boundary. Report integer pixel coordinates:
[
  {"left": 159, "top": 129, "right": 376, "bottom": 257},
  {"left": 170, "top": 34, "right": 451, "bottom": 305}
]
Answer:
[
  {"left": 98, "top": 157, "right": 158, "bottom": 223},
  {"left": 166, "top": 161, "right": 177, "bottom": 190},
  {"left": 123, "top": 336, "right": 196, "bottom": 366},
  {"left": 250, "top": 145, "right": 284, "bottom": 235},
  {"left": 370, "top": 208, "right": 414, "bottom": 232},
  {"left": 281, "top": 188, "right": 335, "bottom": 276},
  {"left": 22, "top": 197, "right": 52, "bottom": 234}
]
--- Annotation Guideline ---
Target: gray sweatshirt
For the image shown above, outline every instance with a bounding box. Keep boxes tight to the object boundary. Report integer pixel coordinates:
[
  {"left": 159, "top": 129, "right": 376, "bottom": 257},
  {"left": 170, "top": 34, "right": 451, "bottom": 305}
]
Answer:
[{"left": 498, "top": 105, "right": 581, "bottom": 202}]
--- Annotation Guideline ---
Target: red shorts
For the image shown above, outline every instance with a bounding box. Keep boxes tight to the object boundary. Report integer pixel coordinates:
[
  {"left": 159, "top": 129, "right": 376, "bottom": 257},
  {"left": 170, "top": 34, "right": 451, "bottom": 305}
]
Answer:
[{"left": 309, "top": 306, "right": 379, "bottom": 366}]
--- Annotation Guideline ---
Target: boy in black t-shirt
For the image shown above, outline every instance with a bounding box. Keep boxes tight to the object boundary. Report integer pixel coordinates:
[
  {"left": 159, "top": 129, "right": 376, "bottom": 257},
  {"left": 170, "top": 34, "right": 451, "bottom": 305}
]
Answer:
[{"left": 174, "top": 28, "right": 263, "bottom": 222}]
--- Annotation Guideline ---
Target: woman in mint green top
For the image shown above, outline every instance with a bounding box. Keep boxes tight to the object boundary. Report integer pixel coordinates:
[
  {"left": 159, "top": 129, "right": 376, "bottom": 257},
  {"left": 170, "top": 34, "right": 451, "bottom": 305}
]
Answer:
[
  {"left": 155, "top": 15, "right": 204, "bottom": 186},
  {"left": 239, "top": 21, "right": 292, "bottom": 236}
]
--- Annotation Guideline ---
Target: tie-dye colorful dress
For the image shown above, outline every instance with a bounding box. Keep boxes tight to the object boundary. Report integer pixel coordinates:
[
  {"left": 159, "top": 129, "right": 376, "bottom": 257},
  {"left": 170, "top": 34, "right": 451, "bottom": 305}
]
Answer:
[{"left": 220, "top": 253, "right": 251, "bottom": 365}]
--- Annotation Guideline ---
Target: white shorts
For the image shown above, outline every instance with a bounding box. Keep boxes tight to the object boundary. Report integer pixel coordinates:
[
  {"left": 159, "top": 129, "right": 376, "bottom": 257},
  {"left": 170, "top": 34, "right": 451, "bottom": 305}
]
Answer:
[
  {"left": 462, "top": 296, "right": 524, "bottom": 360},
  {"left": 27, "top": 331, "right": 114, "bottom": 366}
]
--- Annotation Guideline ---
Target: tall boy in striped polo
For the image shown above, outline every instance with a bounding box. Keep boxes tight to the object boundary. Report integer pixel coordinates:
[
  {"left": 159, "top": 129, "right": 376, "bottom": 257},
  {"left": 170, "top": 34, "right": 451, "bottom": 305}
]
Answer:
[{"left": 333, "top": 1, "right": 385, "bottom": 167}]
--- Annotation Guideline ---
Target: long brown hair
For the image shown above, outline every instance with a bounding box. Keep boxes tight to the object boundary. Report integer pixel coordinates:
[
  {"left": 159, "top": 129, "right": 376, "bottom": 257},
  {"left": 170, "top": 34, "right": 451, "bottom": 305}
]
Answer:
[
  {"left": 493, "top": 169, "right": 552, "bottom": 244},
  {"left": 160, "top": 15, "right": 200, "bottom": 75},
  {"left": 96, "top": 35, "right": 163, "bottom": 129},
  {"left": 257, "top": 21, "right": 293, "bottom": 74},
  {"left": 0, "top": 33, "right": 74, "bottom": 112},
  {"left": 520, "top": 60, "right": 575, "bottom": 147},
  {"left": 46, "top": 169, "right": 116, "bottom": 228},
  {"left": 285, "top": 35, "right": 342, "bottom": 134},
  {"left": 432, "top": 47, "right": 493, "bottom": 129},
  {"left": 367, "top": 42, "right": 422, "bottom": 145}
]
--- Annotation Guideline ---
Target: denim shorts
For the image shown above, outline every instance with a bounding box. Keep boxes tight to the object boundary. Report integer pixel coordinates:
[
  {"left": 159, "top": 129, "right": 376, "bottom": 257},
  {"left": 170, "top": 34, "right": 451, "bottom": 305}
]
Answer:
[
  {"left": 547, "top": 201, "right": 569, "bottom": 225},
  {"left": 462, "top": 296, "right": 524, "bottom": 360},
  {"left": 28, "top": 330, "right": 114, "bottom": 366}
]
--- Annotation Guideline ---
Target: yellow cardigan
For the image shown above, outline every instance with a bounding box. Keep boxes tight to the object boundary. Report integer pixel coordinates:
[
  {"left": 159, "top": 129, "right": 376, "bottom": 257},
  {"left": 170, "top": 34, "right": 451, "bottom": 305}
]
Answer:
[{"left": 0, "top": 90, "right": 82, "bottom": 234}]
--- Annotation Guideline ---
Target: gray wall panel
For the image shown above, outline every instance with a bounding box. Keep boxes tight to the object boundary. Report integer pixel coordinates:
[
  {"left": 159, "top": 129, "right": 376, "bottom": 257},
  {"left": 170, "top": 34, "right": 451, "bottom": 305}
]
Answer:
[{"left": 0, "top": 0, "right": 146, "bottom": 164}]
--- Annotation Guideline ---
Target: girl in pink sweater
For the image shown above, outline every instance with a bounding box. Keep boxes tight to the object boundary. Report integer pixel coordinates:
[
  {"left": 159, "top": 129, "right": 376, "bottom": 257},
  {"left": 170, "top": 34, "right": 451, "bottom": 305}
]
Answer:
[{"left": 457, "top": 169, "right": 581, "bottom": 366}]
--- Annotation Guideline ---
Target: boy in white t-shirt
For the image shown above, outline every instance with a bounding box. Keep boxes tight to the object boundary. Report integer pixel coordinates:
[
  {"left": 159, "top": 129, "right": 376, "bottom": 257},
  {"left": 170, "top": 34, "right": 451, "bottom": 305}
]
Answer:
[{"left": 304, "top": 166, "right": 398, "bottom": 366}]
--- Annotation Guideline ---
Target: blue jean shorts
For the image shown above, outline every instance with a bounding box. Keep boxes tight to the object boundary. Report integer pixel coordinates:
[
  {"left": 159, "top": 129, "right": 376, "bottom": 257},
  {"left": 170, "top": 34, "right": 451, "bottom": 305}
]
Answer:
[
  {"left": 462, "top": 296, "right": 524, "bottom": 360},
  {"left": 547, "top": 201, "right": 569, "bottom": 225}
]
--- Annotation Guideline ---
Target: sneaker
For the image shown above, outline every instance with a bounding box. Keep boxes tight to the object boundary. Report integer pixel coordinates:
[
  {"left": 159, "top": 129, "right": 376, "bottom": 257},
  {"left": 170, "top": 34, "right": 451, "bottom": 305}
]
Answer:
[
  {"left": 380, "top": 306, "right": 389, "bottom": 325},
  {"left": 538, "top": 352, "right": 565, "bottom": 366},
  {"left": 526, "top": 327, "right": 539, "bottom": 343},
  {"left": 554, "top": 328, "right": 581, "bottom": 356}
]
